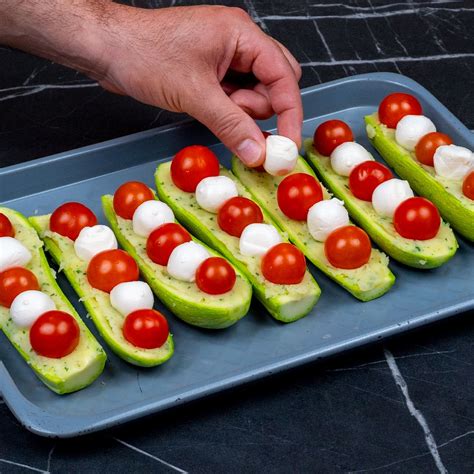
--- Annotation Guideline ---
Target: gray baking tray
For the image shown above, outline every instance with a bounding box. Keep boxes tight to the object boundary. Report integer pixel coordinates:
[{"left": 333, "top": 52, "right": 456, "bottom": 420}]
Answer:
[{"left": 1, "top": 73, "right": 473, "bottom": 438}]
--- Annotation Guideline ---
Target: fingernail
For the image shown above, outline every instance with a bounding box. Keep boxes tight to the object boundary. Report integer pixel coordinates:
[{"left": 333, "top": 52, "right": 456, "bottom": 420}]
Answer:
[{"left": 237, "top": 139, "right": 263, "bottom": 166}]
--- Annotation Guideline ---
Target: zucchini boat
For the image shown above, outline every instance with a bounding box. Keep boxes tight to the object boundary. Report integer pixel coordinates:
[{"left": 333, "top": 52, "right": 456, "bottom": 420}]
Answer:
[
  {"left": 365, "top": 113, "right": 474, "bottom": 242},
  {"left": 30, "top": 215, "right": 174, "bottom": 367},
  {"left": 155, "top": 162, "right": 321, "bottom": 323},
  {"left": 304, "top": 138, "right": 458, "bottom": 269},
  {"left": 0, "top": 207, "right": 106, "bottom": 394},
  {"left": 232, "top": 156, "right": 395, "bottom": 301},
  {"left": 102, "top": 193, "right": 252, "bottom": 329}
]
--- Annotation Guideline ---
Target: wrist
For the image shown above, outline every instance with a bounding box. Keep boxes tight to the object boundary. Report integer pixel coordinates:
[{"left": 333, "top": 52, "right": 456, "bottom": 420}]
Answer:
[{"left": 0, "top": 0, "right": 116, "bottom": 80}]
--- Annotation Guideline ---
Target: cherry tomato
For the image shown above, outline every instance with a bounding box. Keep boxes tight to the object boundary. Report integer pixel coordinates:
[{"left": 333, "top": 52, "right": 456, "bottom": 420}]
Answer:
[
  {"left": 50, "top": 202, "right": 97, "bottom": 241},
  {"left": 415, "top": 132, "right": 453, "bottom": 166},
  {"left": 255, "top": 131, "right": 272, "bottom": 171},
  {"left": 171, "top": 145, "right": 220, "bottom": 192},
  {"left": 313, "top": 120, "right": 354, "bottom": 156},
  {"left": 113, "top": 181, "right": 154, "bottom": 220},
  {"left": 261, "top": 243, "right": 306, "bottom": 285},
  {"left": 0, "top": 213, "right": 14, "bottom": 237},
  {"left": 30, "top": 310, "right": 80, "bottom": 359},
  {"left": 394, "top": 197, "right": 440, "bottom": 240},
  {"left": 146, "top": 223, "right": 191, "bottom": 266},
  {"left": 325, "top": 226, "right": 371, "bottom": 269},
  {"left": 378, "top": 93, "right": 422, "bottom": 128},
  {"left": 277, "top": 173, "right": 323, "bottom": 220},
  {"left": 349, "top": 161, "right": 393, "bottom": 201},
  {"left": 196, "top": 257, "right": 236, "bottom": 295},
  {"left": 0, "top": 267, "right": 39, "bottom": 308},
  {"left": 123, "top": 309, "right": 169, "bottom": 349},
  {"left": 463, "top": 171, "right": 474, "bottom": 200},
  {"left": 217, "top": 197, "right": 263, "bottom": 237},
  {"left": 87, "top": 249, "right": 139, "bottom": 293}
]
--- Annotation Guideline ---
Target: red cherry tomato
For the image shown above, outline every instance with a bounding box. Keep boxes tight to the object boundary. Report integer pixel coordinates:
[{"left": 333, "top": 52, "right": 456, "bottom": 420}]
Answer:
[
  {"left": 217, "top": 197, "right": 263, "bottom": 237},
  {"left": 50, "top": 202, "right": 97, "bottom": 241},
  {"left": 196, "top": 257, "right": 236, "bottom": 295},
  {"left": 463, "top": 171, "right": 474, "bottom": 200},
  {"left": 87, "top": 249, "right": 139, "bottom": 293},
  {"left": 113, "top": 181, "right": 154, "bottom": 220},
  {"left": 277, "top": 173, "right": 323, "bottom": 220},
  {"left": 394, "top": 197, "right": 440, "bottom": 240},
  {"left": 255, "top": 131, "right": 272, "bottom": 171},
  {"left": 123, "top": 309, "right": 169, "bottom": 349},
  {"left": 378, "top": 93, "right": 422, "bottom": 128},
  {"left": 313, "top": 120, "right": 354, "bottom": 156},
  {"left": 414, "top": 132, "right": 453, "bottom": 166},
  {"left": 0, "top": 213, "right": 14, "bottom": 237},
  {"left": 146, "top": 223, "right": 191, "bottom": 266},
  {"left": 171, "top": 145, "right": 220, "bottom": 192},
  {"left": 30, "top": 310, "right": 80, "bottom": 359},
  {"left": 325, "top": 226, "right": 371, "bottom": 269},
  {"left": 349, "top": 161, "right": 393, "bottom": 201},
  {"left": 0, "top": 267, "right": 40, "bottom": 308},
  {"left": 261, "top": 243, "right": 306, "bottom": 285}
]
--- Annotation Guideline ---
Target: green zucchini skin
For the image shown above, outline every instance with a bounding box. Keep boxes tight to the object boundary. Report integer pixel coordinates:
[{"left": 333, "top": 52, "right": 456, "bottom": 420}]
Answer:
[
  {"left": 231, "top": 156, "right": 395, "bottom": 301},
  {"left": 102, "top": 194, "right": 252, "bottom": 329},
  {"left": 155, "top": 162, "right": 321, "bottom": 323},
  {"left": 365, "top": 114, "right": 473, "bottom": 242},
  {"left": 30, "top": 215, "right": 174, "bottom": 367},
  {"left": 0, "top": 207, "right": 106, "bottom": 394},
  {"left": 304, "top": 138, "right": 458, "bottom": 269}
]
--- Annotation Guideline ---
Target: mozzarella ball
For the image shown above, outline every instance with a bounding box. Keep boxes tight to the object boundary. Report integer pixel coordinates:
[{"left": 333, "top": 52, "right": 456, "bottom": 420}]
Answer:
[
  {"left": 132, "top": 200, "right": 174, "bottom": 237},
  {"left": 74, "top": 225, "right": 118, "bottom": 262},
  {"left": 307, "top": 199, "right": 349, "bottom": 242},
  {"left": 10, "top": 290, "right": 56, "bottom": 328},
  {"left": 433, "top": 144, "right": 474, "bottom": 180},
  {"left": 0, "top": 237, "right": 32, "bottom": 272},
  {"left": 330, "top": 142, "right": 374, "bottom": 177},
  {"left": 395, "top": 115, "right": 436, "bottom": 151},
  {"left": 167, "top": 242, "right": 210, "bottom": 282},
  {"left": 195, "top": 176, "right": 238, "bottom": 213},
  {"left": 263, "top": 135, "right": 298, "bottom": 176},
  {"left": 372, "top": 179, "right": 414, "bottom": 218},
  {"left": 239, "top": 223, "right": 282, "bottom": 257},
  {"left": 110, "top": 281, "right": 154, "bottom": 316}
]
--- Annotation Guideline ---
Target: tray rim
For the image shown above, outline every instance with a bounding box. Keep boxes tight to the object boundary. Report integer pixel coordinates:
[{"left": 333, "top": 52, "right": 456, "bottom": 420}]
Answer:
[{"left": 1, "top": 72, "right": 473, "bottom": 438}]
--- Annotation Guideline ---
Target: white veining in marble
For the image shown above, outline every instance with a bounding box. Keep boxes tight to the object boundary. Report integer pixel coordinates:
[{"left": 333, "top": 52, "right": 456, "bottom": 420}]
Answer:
[
  {"left": 0, "top": 82, "right": 99, "bottom": 102},
  {"left": 114, "top": 437, "right": 188, "bottom": 473},
  {"left": 0, "top": 458, "right": 47, "bottom": 473},
  {"left": 384, "top": 348, "right": 447, "bottom": 474}
]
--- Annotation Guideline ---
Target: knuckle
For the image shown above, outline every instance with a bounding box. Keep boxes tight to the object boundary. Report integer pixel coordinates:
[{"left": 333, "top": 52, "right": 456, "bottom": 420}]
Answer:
[{"left": 212, "top": 110, "right": 245, "bottom": 141}]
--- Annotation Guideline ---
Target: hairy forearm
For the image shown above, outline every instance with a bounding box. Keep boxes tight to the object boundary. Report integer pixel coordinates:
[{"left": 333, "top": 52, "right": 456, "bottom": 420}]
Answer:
[{"left": 0, "top": 0, "right": 112, "bottom": 79}]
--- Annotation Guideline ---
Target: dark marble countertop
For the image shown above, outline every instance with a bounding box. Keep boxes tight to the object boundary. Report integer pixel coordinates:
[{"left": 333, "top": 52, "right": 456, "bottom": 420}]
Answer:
[{"left": 1, "top": 1, "right": 473, "bottom": 473}]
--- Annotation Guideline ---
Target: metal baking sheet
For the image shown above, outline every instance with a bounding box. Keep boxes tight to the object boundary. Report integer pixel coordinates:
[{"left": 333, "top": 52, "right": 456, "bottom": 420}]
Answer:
[{"left": 1, "top": 73, "right": 473, "bottom": 438}]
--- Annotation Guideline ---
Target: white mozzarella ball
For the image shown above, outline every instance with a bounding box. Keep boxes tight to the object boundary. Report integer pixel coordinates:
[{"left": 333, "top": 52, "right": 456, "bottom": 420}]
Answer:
[
  {"left": 330, "top": 142, "right": 374, "bottom": 177},
  {"left": 74, "top": 225, "right": 118, "bottom": 262},
  {"left": 239, "top": 223, "right": 282, "bottom": 257},
  {"left": 132, "top": 200, "right": 174, "bottom": 237},
  {"left": 263, "top": 135, "right": 298, "bottom": 176},
  {"left": 395, "top": 115, "right": 436, "bottom": 151},
  {"left": 167, "top": 242, "right": 210, "bottom": 282},
  {"left": 10, "top": 290, "right": 56, "bottom": 328},
  {"left": 0, "top": 237, "right": 32, "bottom": 272},
  {"left": 433, "top": 144, "right": 474, "bottom": 180},
  {"left": 307, "top": 199, "right": 349, "bottom": 242},
  {"left": 110, "top": 281, "right": 154, "bottom": 316},
  {"left": 372, "top": 179, "right": 414, "bottom": 218},
  {"left": 195, "top": 176, "right": 238, "bottom": 213}
]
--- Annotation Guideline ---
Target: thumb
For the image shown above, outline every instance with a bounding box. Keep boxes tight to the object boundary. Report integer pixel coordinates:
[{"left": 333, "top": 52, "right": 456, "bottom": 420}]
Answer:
[{"left": 187, "top": 83, "right": 267, "bottom": 167}]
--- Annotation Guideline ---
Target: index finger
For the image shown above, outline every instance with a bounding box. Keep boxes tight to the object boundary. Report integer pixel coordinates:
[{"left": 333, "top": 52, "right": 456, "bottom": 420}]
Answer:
[{"left": 251, "top": 37, "right": 303, "bottom": 147}]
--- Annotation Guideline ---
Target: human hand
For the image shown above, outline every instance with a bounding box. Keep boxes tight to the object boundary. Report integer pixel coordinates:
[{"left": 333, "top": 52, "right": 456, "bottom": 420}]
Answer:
[{"left": 94, "top": 4, "right": 302, "bottom": 166}]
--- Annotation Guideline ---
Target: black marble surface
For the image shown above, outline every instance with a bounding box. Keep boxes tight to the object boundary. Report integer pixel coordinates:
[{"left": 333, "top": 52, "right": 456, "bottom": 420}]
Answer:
[{"left": 1, "top": 1, "right": 473, "bottom": 473}]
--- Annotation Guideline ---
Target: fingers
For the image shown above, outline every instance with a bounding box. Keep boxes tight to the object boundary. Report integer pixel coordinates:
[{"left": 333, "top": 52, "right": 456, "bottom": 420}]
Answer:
[
  {"left": 272, "top": 39, "right": 302, "bottom": 81},
  {"left": 187, "top": 81, "right": 267, "bottom": 167},
  {"left": 243, "top": 34, "right": 303, "bottom": 147},
  {"left": 229, "top": 86, "right": 273, "bottom": 119}
]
